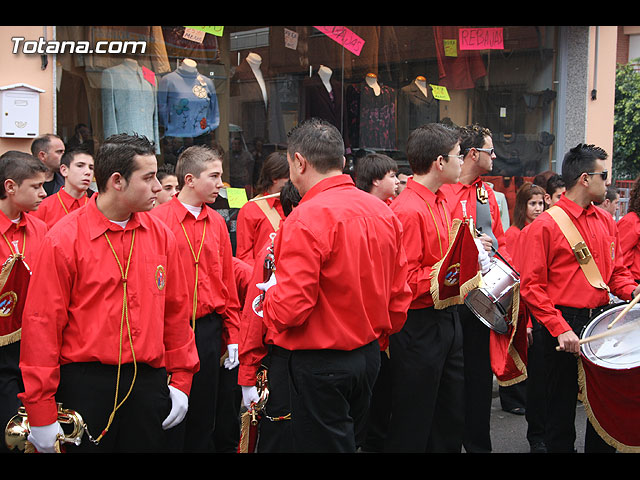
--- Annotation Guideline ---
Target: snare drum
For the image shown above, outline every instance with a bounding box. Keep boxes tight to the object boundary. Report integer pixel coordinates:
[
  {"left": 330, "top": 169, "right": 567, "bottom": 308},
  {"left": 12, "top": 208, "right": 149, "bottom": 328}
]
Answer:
[
  {"left": 578, "top": 304, "right": 640, "bottom": 452},
  {"left": 464, "top": 258, "right": 520, "bottom": 335},
  {"left": 580, "top": 304, "right": 640, "bottom": 370}
]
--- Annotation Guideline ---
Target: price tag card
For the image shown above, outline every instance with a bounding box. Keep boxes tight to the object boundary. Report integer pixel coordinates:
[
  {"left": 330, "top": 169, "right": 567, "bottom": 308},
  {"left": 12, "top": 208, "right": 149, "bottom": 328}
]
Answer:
[
  {"left": 226, "top": 188, "right": 248, "bottom": 208},
  {"left": 430, "top": 85, "right": 450, "bottom": 102}
]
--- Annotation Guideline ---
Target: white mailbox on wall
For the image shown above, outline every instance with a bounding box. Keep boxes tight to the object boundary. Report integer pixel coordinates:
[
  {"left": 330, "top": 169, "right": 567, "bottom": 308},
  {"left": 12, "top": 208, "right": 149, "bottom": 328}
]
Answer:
[{"left": 0, "top": 83, "right": 45, "bottom": 138}]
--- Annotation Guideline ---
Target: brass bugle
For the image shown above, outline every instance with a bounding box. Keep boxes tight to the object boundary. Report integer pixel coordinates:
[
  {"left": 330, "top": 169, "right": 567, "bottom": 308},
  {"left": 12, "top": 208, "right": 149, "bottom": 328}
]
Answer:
[{"left": 5, "top": 403, "right": 86, "bottom": 452}]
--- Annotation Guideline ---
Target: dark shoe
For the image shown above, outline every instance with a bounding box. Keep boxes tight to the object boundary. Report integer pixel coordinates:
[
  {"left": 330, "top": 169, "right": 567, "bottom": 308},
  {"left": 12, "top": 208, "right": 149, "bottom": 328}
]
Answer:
[
  {"left": 530, "top": 442, "right": 547, "bottom": 453},
  {"left": 507, "top": 407, "right": 526, "bottom": 415}
]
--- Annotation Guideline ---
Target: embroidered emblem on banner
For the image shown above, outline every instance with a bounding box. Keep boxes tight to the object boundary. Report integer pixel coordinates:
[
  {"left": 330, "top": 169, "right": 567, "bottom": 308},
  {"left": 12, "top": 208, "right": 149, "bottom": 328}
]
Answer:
[
  {"left": 444, "top": 263, "right": 461, "bottom": 287},
  {"left": 155, "top": 265, "right": 166, "bottom": 291},
  {"left": 0, "top": 291, "right": 18, "bottom": 317}
]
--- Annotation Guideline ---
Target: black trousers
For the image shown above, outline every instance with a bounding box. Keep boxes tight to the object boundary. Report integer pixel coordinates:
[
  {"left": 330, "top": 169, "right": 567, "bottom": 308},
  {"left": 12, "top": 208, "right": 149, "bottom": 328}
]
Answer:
[
  {"left": 167, "top": 312, "right": 222, "bottom": 452},
  {"left": 256, "top": 347, "right": 294, "bottom": 453},
  {"left": 385, "top": 306, "right": 464, "bottom": 453},
  {"left": 542, "top": 306, "right": 616, "bottom": 453},
  {"left": 57, "top": 362, "right": 171, "bottom": 453},
  {"left": 361, "top": 350, "right": 391, "bottom": 452},
  {"left": 459, "top": 303, "right": 493, "bottom": 453},
  {"left": 0, "top": 342, "right": 23, "bottom": 454},
  {"left": 525, "top": 316, "right": 547, "bottom": 447},
  {"left": 268, "top": 340, "right": 380, "bottom": 453},
  {"left": 213, "top": 364, "right": 241, "bottom": 452}
]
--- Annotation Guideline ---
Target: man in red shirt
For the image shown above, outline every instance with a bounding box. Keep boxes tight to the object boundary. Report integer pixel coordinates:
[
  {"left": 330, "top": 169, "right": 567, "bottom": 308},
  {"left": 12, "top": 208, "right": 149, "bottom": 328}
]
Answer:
[
  {"left": 0, "top": 151, "right": 48, "bottom": 454},
  {"left": 439, "top": 123, "right": 511, "bottom": 453},
  {"left": 386, "top": 122, "right": 470, "bottom": 452},
  {"left": 32, "top": 148, "right": 94, "bottom": 228},
  {"left": 259, "top": 118, "right": 412, "bottom": 452},
  {"left": 520, "top": 143, "right": 640, "bottom": 453},
  {"left": 152, "top": 145, "right": 241, "bottom": 452},
  {"left": 19, "top": 134, "right": 199, "bottom": 453}
]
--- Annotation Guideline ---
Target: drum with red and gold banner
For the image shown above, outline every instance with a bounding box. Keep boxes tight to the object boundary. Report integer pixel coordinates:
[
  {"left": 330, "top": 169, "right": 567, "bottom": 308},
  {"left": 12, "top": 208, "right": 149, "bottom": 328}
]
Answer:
[{"left": 578, "top": 303, "right": 640, "bottom": 452}]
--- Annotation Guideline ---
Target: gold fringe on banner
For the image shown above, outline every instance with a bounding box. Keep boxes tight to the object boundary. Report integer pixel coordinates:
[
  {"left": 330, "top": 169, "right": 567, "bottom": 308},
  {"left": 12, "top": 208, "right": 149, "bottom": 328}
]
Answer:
[
  {"left": 578, "top": 358, "right": 640, "bottom": 453},
  {"left": 495, "top": 283, "right": 527, "bottom": 387}
]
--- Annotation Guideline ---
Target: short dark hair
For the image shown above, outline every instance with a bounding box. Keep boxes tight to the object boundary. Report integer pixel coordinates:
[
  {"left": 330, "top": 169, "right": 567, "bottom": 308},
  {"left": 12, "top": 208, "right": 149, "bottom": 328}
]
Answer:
[
  {"left": 280, "top": 180, "right": 302, "bottom": 217},
  {"left": 60, "top": 146, "right": 93, "bottom": 168},
  {"left": 175, "top": 145, "right": 222, "bottom": 190},
  {"left": 406, "top": 123, "right": 460, "bottom": 175},
  {"left": 0, "top": 150, "right": 48, "bottom": 199},
  {"left": 30, "top": 133, "right": 62, "bottom": 157},
  {"left": 595, "top": 184, "right": 619, "bottom": 205},
  {"left": 94, "top": 134, "right": 157, "bottom": 193},
  {"left": 458, "top": 123, "right": 492, "bottom": 154},
  {"left": 355, "top": 153, "right": 398, "bottom": 192},
  {"left": 561, "top": 143, "right": 608, "bottom": 190},
  {"left": 545, "top": 173, "right": 565, "bottom": 195},
  {"left": 286, "top": 118, "right": 345, "bottom": 174},
  {"left": 156, "top": 163, "right": 176, "bottom": 183},
  {"left": 256, "top": 152, "right": 289, "bottom": 194}
]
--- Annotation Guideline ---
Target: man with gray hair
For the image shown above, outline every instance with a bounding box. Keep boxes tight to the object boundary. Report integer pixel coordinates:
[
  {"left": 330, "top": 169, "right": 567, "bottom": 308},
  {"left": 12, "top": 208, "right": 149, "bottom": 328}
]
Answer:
[{"left": 256, "top": 118, "right": 412, "bottom": 452}]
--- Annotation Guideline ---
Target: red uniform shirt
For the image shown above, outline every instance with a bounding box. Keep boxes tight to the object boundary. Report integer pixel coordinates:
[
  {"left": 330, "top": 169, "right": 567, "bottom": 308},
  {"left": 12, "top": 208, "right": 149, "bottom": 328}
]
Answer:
[
  {"left": 262, "top": 175, "right": 412, "bottom": 351},
  {"left": 31, "top": 187, "right": 91, "bottom": 229},
  {"left": 0, "top": 209, "right": 48, "bottom": 336},
  {"left": 235, "top": 196, "right": 284, "bottom": 266},
  {"left": 440, "top": 178, "right": 512, "bottom": 264},
  {"left": 616, "top": 211, "right": 640, "bottom": 280},
  {"left": 390, "top": 178, "right": 452, "bottom": 309},
  {"left": 504, "top": 225, "right": 521, "bottom": 261},
  {"left": 19, "top": 196, "right": 199, "bottom": 426},
  {"left": 519, "top": 195, "right": 637, "bottom": 337},
  {"left": 238, "top": 237, "right": 274, "bottom": 386},
  {"left": 151, "top": 196, "right": 241, "bottom": 346}
]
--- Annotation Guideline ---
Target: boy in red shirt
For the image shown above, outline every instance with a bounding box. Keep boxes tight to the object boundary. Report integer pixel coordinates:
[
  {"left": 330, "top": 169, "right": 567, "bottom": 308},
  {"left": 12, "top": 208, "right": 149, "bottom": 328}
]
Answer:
[
  {"left": 0, "top": 151, "right": 48, "bottom": 453},
  {"left": 32, "top": 148, "right": 94, "bottom": 228},
  {"left": 152, "top": 145, "right": 241, "bottom": 452},
  {"left": 19, "top": 134, "right": 199, "bottom": 453},
  {"left": 387, "top": 123, "right": 472, "bottom": 452}
]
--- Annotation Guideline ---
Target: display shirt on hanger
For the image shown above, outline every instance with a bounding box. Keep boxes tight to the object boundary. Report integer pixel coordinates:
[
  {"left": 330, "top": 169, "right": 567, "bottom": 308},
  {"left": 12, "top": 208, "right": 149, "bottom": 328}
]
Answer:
[{"left": 158, "top": 61, "right": 220, "bottom": 138}]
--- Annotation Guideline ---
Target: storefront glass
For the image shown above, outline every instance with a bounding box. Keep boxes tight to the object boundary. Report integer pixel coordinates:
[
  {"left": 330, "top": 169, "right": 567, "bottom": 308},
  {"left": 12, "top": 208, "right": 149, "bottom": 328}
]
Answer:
[{"left": 54, "top": 25, "right": 559, "bottom": 204}]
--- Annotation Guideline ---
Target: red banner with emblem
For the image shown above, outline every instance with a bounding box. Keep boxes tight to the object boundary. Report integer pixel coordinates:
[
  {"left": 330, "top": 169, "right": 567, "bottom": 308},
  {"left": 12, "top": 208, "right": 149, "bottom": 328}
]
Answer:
[
  {"left": 0, "top": 254, "right": 32, "bottom": 345},
  {"left": 431, "top": 218, "right": 482, "bottom": 309}
]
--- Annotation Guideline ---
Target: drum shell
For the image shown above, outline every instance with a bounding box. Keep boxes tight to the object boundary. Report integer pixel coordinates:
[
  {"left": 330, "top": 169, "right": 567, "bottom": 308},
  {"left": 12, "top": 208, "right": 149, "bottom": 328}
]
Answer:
[{"left": 464, "top": 258, "right": 519, "bottom": 334}]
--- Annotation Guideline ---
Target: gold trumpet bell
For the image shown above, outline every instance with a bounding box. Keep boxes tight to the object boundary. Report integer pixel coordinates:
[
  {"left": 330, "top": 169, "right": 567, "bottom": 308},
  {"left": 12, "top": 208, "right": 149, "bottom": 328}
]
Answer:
[{"left": 5, "top": 404, "right": 86, "bottom": 452}]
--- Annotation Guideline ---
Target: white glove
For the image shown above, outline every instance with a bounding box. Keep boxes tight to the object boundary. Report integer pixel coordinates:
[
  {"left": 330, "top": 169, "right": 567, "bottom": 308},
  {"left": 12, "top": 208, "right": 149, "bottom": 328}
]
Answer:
[
  {"left": 256, "top": 272, "right": 276, "bottom": 292},
  {"left": 475, "top": 238, "right": 491, "bottom": 275},
  {"left": 27, "top": 421, "right": 64, "bottom": 453},
  {"left": 241, "top": 385, "right": 260, "bottom": 410},
  {"left": 162, "top": 385, "right": 189, "bottom": 430},
  {"left": 224, "top": 344, "right": 239, "bottom": 370}
]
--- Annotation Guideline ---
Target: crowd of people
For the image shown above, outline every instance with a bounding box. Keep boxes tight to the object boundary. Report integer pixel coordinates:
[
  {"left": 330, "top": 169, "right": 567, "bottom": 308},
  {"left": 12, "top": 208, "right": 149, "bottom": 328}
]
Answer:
[{"left": 0, "top": 117, "right": 638, "bottom": 454}]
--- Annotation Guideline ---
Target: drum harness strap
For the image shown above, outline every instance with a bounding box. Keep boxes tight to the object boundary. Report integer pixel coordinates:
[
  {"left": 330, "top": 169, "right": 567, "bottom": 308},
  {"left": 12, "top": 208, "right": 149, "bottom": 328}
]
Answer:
[{"left": 546, "top": 205, "right": 609, "bottom": 292}]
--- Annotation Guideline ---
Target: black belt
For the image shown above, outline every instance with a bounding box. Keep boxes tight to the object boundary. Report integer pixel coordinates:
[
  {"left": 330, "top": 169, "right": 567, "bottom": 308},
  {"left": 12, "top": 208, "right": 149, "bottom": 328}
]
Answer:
[{"left": 555, "top": 304, "right": 609, "bottom": 320}]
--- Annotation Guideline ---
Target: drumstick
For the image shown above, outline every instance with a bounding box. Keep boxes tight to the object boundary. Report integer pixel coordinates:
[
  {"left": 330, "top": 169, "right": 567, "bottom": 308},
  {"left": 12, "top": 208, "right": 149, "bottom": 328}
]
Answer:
[
  {"left": 555, "top": 316, "right": 640, "bottom": 351},
  {"left": 249, "top": 192, "right": 281, "bottom": 202},
  {"left": 607, "top": 293, "right": 640, "bottom": 329}
]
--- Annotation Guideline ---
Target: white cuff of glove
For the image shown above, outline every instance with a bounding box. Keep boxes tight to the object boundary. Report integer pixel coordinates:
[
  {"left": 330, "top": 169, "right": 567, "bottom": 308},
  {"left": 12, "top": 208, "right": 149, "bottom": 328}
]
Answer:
[
  {"left": 224, "top": 344, "right": 239, "bottom": 370},
  {"left": 475, "top": 239, "right": 491, "bottom": 274},
  {"left": 162, "top": 385, "right": 189, "bottom": 430},
  {"left": 27, "top": 421, "right": 64, "bottom": 453},
  {"left": 241, "top": 385, "right": 260, "bottom": 410},
  {"left": 256, "top": 272, "right": 277, "bottom": 292}
]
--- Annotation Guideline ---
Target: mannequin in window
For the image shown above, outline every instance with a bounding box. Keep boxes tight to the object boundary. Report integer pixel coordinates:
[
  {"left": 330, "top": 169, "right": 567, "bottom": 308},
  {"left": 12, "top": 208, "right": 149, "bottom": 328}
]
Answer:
[
  {"left": 303, "top": 65, "right": 350, "bottom": 150},
  {"left": 101, "top": 58, "right": 160, "bottom": 152},
  {"left": 246, "top": 52, "right": 267, "bottom": 109},
  {"left": 346, "top": 73, "right": 396, "bottom": 150},
  {"left": 157, "top": 58, "right": 220, "bottom": 140},
  {"left": 398, "top": 75, "right": 439, "bottom": 152}
]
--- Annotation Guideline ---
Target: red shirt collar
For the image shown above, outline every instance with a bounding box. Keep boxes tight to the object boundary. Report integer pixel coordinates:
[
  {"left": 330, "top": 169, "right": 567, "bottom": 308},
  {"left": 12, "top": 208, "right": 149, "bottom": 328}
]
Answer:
[
  {"left": 406, "top": 177, "right": 447, "bottom": 204},
  {"left": 300, "top": 174, "right": 355, "bottom": 204},
  {"left": 87, "top": 194, "right": 149, "bottom": 240}
]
